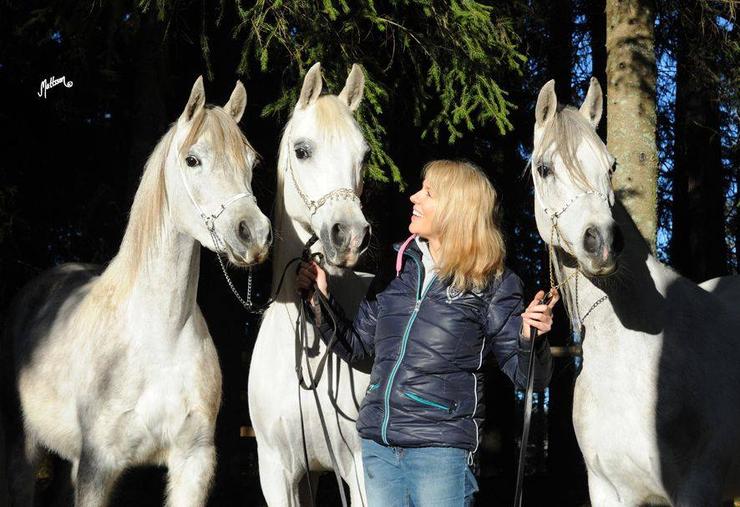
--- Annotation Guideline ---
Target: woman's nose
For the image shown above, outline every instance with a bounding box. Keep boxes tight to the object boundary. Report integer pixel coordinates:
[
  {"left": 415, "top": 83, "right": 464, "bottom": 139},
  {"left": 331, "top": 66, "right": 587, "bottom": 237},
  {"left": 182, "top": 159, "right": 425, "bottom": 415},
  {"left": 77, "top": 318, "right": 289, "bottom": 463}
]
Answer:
[{"left": 410, "top": 192, "right": 419, "bottom": 203}]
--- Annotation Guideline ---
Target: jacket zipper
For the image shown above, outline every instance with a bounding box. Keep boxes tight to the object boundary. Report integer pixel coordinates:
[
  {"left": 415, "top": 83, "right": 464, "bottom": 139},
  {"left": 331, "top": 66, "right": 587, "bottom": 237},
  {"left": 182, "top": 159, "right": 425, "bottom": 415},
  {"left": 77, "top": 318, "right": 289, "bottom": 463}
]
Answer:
[
  {"left": 402, "top": 391, "right": 454, "bottom": 413},
  {"left": 381, "top": 254, "right": 436, "bottom": 445}
]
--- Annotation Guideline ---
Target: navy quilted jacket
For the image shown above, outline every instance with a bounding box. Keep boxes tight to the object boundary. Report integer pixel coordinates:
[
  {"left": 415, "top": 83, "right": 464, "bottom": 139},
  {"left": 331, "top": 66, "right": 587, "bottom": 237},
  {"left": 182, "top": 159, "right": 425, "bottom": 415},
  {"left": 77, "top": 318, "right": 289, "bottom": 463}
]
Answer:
[{"left": 316, "top": 240, "right": 552, "bottom": 452}]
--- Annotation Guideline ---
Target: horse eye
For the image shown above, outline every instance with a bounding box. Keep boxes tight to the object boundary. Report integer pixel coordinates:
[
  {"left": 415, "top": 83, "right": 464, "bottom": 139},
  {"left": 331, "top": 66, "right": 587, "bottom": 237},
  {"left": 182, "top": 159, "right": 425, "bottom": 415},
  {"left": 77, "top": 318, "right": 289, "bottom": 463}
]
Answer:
[
  {"left": 185, "top": 155, "right": 200, "bottom": 167},
  {"left": 537, "top": 163, "right": 552, "bottom": 178},
  {"left": 610, "top": 160, "right": 618, "bottom": 175},
  {"left": 295, "top": 146, "right": 310, "bottom": 160}
]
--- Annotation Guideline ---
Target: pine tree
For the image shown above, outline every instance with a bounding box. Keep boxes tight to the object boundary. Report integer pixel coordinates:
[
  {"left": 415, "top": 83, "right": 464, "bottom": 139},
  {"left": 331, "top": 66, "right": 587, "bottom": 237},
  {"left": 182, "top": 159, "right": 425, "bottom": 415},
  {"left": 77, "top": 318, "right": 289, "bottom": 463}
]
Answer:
[
  {"left": 670, "top": 1, "right": 729, "bottom": 281},
  {"left": 219, "top": 0, "right": 528, "bottom": 188}
]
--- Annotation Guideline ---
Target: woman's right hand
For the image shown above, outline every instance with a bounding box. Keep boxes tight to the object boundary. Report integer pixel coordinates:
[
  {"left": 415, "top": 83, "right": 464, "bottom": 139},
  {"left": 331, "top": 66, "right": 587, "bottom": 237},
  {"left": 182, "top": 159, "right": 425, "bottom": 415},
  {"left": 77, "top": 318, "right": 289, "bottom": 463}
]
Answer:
[{"left": 296, "top": 261, "right": 329, "bottom": 301}]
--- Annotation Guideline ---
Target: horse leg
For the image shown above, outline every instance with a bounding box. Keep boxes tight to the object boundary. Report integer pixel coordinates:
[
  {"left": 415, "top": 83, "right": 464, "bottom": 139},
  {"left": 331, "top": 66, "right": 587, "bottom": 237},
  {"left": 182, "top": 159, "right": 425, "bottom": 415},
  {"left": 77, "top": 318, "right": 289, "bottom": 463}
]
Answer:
[
  {"left": 73, "top": 449, "right": 118, "bottom": 507},
  {"left": 165, "top": 443, "right": 216, "bottom": 507},
  {"left": 7, "top": 427, "right": 40, "bottom": 507},
  {"left": 256, "top": 446, "right": 301, "bottom": 507}
]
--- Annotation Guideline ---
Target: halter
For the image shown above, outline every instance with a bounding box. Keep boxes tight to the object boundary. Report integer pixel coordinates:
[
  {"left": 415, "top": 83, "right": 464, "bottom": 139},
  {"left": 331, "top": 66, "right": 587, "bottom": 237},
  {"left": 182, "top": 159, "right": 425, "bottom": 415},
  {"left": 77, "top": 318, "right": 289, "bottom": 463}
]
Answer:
[
  {"left": 176, "top": 158, "right": 256, "bottom": 246},
  {"left": 532, "top": 171, "right": 610, "bottom": 294},
  {"left": 176, "top": 152, "right": 263, "bottom": 310},
  {"left": 283, "top": 122, "right": 362, "bottom": 218}
]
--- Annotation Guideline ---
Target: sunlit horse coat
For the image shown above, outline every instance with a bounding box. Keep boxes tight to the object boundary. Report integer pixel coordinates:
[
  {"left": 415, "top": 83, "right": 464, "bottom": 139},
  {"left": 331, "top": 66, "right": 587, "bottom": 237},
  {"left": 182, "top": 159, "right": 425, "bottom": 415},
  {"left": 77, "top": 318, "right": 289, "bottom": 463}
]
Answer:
[{"left": 314, "top": 238, "right": 553, "bottom": 452}]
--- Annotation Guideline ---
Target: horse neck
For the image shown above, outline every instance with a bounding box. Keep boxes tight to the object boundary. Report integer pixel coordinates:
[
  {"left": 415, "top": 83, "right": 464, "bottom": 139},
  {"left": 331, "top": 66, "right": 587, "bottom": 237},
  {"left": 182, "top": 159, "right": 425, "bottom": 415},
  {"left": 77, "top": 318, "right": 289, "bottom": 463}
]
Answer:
[
  {"left": 271, "top": 158, "right": 315, "bottom": 302},
  {"left": 102, "top": 173, "right": 201, "bottom": 335},
  {"left": 125, "top": 220, "right": 201, "bottom": 330},
  {"left": 552, "top": 200, "right": 671, "bottom": 335}
]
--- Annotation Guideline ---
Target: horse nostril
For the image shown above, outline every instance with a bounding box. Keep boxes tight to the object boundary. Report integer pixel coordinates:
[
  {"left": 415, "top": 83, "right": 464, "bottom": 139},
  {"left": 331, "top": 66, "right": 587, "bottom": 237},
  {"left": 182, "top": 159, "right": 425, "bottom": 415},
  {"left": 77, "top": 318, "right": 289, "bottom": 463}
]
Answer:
[
  {"left": 359, "top": 225, "right": 371, "bottom": 252},
  {"left": 583, "top": 226, "right": 602, "bottom": 255},
  {"left": 265, "top": 227, "right": 273, "bottom": 246},
  {"left": 238, "top": 221, "right": 252, "bottom": 243},
  {"left": 331, "top": 223, "right": 349, "bottom": 249}
]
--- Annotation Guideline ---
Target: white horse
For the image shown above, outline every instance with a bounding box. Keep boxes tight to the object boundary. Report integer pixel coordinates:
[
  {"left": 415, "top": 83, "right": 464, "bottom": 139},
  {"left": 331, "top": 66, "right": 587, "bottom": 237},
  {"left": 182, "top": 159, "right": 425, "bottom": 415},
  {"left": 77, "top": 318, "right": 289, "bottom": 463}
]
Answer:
[
  {"left": 530, "top": 78, "right": 740, "bottom": 506},
  {"left": 248, "top": 62, "right": 372, "bottom": 506},
  {"left": 2, "top": 77, "right": 271, "bottom": 506}
]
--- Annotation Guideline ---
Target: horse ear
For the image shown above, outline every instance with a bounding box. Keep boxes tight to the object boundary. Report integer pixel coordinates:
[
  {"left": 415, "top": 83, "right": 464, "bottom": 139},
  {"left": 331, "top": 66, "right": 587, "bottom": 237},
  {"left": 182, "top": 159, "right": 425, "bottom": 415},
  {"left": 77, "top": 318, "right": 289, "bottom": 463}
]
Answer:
[
  {"left": 180, "top": 75, "right": 206, "bottom": 123},
  {"left": 224, "top": 80, "right": 247, "bottom": 123},
  {"left": 535, "top": 79, "right": 558, "bottom": 126},
  {"left": 338, "top": 64, "right": 365, "bottom": 112},
  {"left": 579, "top": 77, "right": 603, "bottom": 129},
  {"left": 298, "top": 62, "right": 323, "bottom": 109}
]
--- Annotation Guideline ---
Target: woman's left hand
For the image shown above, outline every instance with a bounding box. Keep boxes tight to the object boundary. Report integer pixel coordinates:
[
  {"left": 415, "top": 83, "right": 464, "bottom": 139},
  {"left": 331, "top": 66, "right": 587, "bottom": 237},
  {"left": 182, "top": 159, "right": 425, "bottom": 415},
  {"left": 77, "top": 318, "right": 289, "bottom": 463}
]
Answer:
[{"left": 521, "top": 289, "right": 559, "bottom": 340}]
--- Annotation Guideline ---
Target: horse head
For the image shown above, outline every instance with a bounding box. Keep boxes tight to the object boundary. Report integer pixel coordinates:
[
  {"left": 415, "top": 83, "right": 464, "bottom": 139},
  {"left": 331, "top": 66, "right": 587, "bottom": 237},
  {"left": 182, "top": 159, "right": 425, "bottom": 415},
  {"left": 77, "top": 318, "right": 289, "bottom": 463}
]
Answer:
[
  {"left": 279, "top": 62, "right": 371, "bottom": 269},
  {"left": 531, "top": 77, "right": 623, "bottom": 276},
  {"left": 167, "top": 76, "right": 272, "bottom": 266}
]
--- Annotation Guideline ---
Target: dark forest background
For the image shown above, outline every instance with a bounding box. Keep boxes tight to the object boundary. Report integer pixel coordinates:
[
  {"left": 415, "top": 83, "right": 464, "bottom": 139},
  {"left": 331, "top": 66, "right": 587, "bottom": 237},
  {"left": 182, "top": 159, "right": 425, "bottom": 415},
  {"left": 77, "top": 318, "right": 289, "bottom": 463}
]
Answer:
[{"left": 0, "top": 0, "right": 737, "bottom": 505}]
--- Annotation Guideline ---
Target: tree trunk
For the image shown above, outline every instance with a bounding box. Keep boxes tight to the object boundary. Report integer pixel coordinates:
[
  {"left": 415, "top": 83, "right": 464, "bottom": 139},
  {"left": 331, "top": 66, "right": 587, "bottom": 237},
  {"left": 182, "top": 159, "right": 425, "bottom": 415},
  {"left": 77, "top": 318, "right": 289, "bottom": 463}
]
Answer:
[
  {"left": 606, "top": 0, "right": 659, "bottom": 251},
  {"left": 670, "top": 3, "right": 728, "bottom": 282}
]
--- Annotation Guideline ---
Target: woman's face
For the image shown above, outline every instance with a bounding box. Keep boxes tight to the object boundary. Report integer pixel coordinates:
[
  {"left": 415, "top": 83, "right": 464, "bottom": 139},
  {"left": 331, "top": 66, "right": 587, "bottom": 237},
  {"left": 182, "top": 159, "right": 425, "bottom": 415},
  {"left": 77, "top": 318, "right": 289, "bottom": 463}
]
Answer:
[{"left": 408, "top": 178, "right": 440, "bottom": 241}]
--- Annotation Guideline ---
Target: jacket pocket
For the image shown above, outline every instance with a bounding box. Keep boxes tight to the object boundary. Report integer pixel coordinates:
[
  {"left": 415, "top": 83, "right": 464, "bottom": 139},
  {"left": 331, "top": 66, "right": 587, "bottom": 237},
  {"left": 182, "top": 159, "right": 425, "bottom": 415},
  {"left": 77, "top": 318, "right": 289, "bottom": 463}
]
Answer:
[{"left": 402, "top": 390, "right": 457, "bottom": 414}]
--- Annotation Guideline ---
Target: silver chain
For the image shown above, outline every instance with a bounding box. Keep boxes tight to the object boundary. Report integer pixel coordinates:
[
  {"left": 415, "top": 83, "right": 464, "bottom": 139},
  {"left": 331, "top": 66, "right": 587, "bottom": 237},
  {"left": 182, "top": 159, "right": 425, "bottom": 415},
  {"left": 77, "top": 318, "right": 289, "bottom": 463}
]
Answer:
[
  {"left": 574, "top": 272, "right": 608, "bottom": 323},
  {"left": 207, "top": 217, "right": 261, "bottom": 312},
  {"left": 287, "top": 156, "right": 360, "bottom": 216},
  {"left": 284, "top": 121, "right": 361, "bottom": 217},
  {"left": 543, "top": 190, "right": 608, "bottom": 220},
  {"left": 534, "top": 173, "right": 610, "bottom": 330}
]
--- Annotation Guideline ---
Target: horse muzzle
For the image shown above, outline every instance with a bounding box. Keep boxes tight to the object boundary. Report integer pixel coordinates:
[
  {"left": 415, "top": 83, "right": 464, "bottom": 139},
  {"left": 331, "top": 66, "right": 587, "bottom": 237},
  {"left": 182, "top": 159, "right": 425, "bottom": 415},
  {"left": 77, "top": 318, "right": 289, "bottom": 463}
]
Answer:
[
  {"left": 227, "top": 216, "right": 272, "bottom": 267},
  {"left": 320, "top": 221, "right": 371, "bottom": 267},
  {"left": 580, "top": 222, "right": 623, "bottom": 276}
]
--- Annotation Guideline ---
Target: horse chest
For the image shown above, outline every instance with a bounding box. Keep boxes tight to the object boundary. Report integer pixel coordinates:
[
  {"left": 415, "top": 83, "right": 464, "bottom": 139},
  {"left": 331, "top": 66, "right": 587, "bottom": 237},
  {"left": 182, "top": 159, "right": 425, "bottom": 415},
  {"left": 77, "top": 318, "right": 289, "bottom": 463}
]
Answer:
[{"left": 573, "top": 329, "right": 664, "bottom": 490}]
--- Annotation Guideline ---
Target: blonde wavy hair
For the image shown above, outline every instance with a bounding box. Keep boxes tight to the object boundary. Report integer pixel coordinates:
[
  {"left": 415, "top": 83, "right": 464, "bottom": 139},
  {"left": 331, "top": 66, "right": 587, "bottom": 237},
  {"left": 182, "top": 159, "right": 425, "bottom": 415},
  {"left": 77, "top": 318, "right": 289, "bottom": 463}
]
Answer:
[{"left": 423, "top": 160, "right": 506, "bottom": 292}]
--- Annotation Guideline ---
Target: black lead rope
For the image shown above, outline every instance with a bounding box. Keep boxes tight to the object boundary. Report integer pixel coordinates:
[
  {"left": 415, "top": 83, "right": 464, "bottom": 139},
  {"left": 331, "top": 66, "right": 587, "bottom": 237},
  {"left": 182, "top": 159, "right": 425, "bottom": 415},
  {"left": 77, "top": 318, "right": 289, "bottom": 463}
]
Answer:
[
  {"left": 245, "top": 234, "right": 351, "bottom": 506},
  {"left": 293, "top": 235, "right": 349, "bottom": 507},
  {"left": 514, "top": 291, "right": 553, "bottom": 507},
  {"left": 297, "top": 300, "right": 349, "bottom": 507}
]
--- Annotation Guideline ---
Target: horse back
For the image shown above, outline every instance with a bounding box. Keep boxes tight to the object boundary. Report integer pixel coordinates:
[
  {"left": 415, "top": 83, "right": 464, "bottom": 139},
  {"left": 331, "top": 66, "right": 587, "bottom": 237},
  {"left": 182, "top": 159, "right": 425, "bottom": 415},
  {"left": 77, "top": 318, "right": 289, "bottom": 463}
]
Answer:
[{"left": 3, "top": 263, "right": 101, "bottom": 379}]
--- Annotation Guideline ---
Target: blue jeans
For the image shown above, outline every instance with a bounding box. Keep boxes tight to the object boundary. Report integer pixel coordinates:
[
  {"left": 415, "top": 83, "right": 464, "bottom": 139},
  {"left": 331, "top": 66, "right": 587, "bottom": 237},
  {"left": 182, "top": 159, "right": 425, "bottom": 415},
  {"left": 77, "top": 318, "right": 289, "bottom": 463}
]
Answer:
[{"left": 361, "top": 438, "right": 479, "bottom": 507}]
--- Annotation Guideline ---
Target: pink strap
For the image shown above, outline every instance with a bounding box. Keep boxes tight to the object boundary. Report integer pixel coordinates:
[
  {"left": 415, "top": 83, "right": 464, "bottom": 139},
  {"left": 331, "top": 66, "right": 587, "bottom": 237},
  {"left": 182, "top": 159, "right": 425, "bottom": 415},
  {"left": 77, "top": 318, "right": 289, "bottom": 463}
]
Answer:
[{"left": 396, "top": 234, "right": 417, "bottom": 277}]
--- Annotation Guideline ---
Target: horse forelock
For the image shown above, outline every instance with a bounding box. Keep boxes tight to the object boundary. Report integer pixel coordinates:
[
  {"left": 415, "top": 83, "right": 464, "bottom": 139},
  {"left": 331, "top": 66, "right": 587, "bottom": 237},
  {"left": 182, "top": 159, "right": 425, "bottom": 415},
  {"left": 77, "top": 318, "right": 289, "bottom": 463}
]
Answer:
[
  {"left": 533, "top": 106, "right": 607, "bottom": 191},
  {"left": 179, "top": 106, "right": 259, "bottom": 175},
  {"left": 293, "top": 95, "right": 362, "bottom": 144}
]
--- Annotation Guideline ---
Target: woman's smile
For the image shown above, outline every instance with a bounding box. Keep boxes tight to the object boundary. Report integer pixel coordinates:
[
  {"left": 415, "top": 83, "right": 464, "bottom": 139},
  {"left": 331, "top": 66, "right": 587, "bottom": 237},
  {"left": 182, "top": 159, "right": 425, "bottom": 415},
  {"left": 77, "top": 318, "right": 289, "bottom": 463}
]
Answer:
[{"left": 408, "top": 179, "right": 438, "bottom": 240}]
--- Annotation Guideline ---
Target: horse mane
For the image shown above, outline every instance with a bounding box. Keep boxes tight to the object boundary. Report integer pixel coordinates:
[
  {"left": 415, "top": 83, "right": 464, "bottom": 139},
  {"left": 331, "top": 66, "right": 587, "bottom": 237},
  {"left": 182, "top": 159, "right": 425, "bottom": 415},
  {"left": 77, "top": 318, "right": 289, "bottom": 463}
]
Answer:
[
  {"left": 86, "top": 106, "right": 257, "bottom": 310},
  {"left": 531, "top": 105, "right": 607, "bottom": 191}
]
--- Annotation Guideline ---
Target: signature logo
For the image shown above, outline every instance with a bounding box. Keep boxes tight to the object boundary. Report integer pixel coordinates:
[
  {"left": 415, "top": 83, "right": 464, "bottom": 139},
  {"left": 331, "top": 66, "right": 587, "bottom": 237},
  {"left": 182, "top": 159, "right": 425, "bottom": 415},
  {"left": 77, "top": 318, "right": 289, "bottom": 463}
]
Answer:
[{"left": 38, "top": 75, "right": 73, "bottom": 99}]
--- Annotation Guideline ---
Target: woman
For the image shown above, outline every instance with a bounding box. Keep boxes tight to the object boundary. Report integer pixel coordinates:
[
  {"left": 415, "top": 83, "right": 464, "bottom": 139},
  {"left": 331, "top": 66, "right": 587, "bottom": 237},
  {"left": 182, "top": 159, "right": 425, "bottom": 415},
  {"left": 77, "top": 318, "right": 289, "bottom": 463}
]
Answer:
[{"left": 297, "top": 160, "right": 557, "bottom": 506}]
